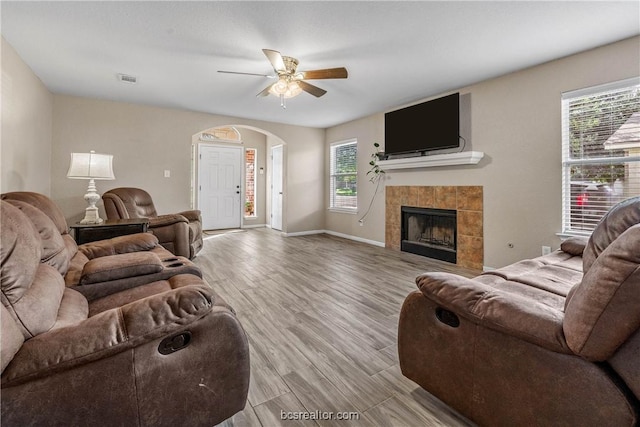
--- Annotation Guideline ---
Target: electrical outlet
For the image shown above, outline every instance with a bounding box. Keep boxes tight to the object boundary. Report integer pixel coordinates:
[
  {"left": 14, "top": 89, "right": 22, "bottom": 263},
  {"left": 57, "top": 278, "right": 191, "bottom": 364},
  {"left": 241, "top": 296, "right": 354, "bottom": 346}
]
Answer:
[
  {"left": 542, "top": 245, "right": 551, "bottom": 256},
  {"left": 164, "top": 170, "right": 170, "bottom": 178}
]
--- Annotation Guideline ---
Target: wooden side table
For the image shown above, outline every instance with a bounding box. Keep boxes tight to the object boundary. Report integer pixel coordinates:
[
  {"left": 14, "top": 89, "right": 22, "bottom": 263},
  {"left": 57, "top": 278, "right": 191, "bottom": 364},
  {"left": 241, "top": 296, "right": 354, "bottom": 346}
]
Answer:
[{"left": 70, "top": 218, "right": 150, "bottom": 245}]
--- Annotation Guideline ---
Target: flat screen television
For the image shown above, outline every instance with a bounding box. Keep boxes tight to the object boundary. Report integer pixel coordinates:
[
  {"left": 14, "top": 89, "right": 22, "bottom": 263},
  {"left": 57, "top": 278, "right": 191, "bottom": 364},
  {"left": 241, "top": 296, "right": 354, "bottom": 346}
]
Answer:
[{"left": 384, "top": 92, "right": 460, "bottom": 156}]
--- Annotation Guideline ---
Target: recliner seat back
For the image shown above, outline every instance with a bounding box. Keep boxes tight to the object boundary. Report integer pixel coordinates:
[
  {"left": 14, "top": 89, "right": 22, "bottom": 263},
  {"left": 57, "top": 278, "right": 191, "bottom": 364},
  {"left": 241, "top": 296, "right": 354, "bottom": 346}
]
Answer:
[{"left": 102, "top": 187, "right": 158, "bottom": 219}]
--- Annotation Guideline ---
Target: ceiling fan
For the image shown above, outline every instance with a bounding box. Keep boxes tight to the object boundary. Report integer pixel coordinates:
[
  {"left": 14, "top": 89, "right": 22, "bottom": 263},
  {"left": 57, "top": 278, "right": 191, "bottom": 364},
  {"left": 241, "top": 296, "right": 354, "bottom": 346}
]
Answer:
[{"left": 218, "top": 49, "right": 348, "bottom": 108}]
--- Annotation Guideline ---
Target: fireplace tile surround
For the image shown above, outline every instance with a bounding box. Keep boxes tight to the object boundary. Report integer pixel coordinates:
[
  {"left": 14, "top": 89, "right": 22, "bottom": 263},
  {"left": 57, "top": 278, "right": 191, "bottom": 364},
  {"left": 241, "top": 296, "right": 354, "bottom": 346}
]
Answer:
[{"left": 385, "top": 186, "right": 483, "bottom": 269}]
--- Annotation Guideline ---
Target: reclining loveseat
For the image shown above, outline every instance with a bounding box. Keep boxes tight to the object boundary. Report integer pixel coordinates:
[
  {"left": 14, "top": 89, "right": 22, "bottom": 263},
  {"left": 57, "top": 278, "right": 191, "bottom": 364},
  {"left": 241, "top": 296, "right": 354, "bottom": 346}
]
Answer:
[
  {"left": 1, "top": 196, "right": 250, "bottom": 426},
  {"left": 399, "top": 196, "right": 640, "bottom": 426}
]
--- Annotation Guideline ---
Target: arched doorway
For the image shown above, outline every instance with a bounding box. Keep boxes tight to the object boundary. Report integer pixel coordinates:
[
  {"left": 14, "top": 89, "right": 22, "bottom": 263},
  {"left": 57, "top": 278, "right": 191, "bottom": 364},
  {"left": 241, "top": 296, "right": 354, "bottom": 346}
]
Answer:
[{"left": 191, "top": 125, "right": 286, "bottom": 231}]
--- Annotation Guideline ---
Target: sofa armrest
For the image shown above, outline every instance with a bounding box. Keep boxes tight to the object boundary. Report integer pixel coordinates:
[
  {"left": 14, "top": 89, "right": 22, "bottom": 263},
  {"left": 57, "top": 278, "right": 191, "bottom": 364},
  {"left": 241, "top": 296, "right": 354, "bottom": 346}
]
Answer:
[
  {"left": 78, "top": 233, "right": 159, "bottom": 259},
  {"left": 416, "top": 272, "right": 572, "bottom": 354},
  {"left": 177, "top": 209, "right": 201, "bottom": 222},
  {"left": 1, "top": 281, "right": 215, "bottom": 386},
  {"left": 79, "top": 252, "right": 163, "bottom": 285},
  {"left": 561, "top": 236, "right": 589, "bottom": 256},
  {"left": 149, "top": 214, "right": 188, "bottom": 228}
]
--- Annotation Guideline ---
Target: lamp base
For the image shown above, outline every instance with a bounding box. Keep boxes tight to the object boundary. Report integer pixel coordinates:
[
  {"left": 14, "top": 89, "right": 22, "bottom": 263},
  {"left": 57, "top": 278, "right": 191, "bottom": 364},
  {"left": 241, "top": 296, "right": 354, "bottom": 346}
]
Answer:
[
  {"left": 79, "top": 179, "right": 104, "bottom": 224},
  {"left": 79, "top": 206, "right": 104, "bottom": 224}
]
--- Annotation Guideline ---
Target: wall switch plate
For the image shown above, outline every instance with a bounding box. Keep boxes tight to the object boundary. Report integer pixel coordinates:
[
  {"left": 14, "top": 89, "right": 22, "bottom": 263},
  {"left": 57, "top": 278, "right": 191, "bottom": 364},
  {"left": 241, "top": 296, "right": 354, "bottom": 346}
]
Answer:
[
  {"left": 542, "top": 246, "right": 551, "bottom": 256},
  {"left": 164, "top": 170, "right": 170, "bottom": 178}
]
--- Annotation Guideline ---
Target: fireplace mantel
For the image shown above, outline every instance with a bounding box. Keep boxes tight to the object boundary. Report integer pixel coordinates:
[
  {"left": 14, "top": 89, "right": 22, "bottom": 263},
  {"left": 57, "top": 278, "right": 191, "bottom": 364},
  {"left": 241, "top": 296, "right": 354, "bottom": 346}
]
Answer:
[{"left": 378, "top": 151, "right": 484, "bottom": 170}]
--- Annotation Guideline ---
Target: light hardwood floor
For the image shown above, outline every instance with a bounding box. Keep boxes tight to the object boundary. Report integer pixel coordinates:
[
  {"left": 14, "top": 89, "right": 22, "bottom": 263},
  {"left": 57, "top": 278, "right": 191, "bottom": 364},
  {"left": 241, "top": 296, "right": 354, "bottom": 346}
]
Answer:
[{"left": 196, "top": 228, "right": 479, "bottom": 427}]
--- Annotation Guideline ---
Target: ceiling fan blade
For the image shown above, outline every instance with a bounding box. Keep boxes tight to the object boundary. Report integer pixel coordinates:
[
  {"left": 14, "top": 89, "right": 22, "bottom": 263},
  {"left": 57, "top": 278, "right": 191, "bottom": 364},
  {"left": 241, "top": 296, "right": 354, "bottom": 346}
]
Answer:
[
  {"left": 256, "top": 83, "right": 274, "bottom": 97},
  {"left": 301, "top": 67, "right": 348, "bottom": 80},
  {"left": 262, "top": 49, "right": 286, "bottom": 73},
  {"left": 218, "top": 70, "right": 275, "bottom": 78},
  {"left": 298, "top": 81, "right": 327, "bottom": 98}
]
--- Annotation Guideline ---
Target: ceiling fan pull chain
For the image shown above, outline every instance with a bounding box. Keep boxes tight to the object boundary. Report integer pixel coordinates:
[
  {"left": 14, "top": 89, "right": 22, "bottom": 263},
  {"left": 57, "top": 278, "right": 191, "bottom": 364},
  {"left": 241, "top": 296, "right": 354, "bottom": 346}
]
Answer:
[{"left": 280, "top": 94, "right": 286, "bottom": 109}]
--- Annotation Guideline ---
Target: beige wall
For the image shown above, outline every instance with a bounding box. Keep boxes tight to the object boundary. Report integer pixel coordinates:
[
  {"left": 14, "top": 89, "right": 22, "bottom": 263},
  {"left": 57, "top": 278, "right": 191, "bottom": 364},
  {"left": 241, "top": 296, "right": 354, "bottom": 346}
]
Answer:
[
  {"left": 51, "top": 95, "right": 325, "bottom": 232},
  {"left": 326, "top": 36, "right": 640, "bottom": 269},
  {"left": 1, "top": 37, "right": 53, "bottom": 194}
]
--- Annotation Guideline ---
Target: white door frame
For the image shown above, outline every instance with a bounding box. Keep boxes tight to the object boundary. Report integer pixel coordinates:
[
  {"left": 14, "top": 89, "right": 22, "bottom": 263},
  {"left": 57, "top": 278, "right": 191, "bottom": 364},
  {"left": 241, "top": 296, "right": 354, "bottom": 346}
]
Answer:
[
  {"left": 270, "top": 144, "right": 283, "bottom": 231},
  {"left": 197, "top": 143, "right": 244, "bottom": 229}
]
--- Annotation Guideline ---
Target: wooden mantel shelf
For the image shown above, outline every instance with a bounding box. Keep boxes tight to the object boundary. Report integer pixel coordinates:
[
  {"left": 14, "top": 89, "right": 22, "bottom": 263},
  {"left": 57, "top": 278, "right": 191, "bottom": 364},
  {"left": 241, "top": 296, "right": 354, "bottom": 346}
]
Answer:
[{"left": 377, "top": 151, "right": 484, "bottom": 170}]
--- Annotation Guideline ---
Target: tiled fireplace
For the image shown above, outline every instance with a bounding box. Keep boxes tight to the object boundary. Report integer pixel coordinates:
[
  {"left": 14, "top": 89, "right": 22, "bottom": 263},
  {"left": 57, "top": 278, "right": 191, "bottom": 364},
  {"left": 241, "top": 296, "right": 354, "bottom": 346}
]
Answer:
[{"left": 386, "top": 186, "right": 483, "bottom": 270}]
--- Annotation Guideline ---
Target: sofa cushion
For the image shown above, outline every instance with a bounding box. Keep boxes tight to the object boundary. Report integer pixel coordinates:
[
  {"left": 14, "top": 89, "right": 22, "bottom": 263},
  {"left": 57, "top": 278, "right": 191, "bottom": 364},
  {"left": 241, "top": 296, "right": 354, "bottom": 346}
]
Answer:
[
  {"left": 1, "top": 304, "right": 24, "bottom": 372},
  {"left": 78, "top": 233, "right": 159, "bottom": 259},
  {"left": 1, "top": 202, "right": 66, "bottom": 339},
  {"left": 4, "top": 199, "right": 70, "bottom": 274},
  {"left": 564, "top": 224, "right": 640, "bottom": 361},
  {"left": 583, "top": 196, "right": 640, "bottom": 273}
]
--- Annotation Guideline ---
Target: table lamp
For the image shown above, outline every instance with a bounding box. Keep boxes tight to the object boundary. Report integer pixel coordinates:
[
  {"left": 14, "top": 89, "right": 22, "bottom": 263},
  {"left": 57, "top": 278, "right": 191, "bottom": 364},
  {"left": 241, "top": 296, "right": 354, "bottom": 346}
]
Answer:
[{"left": 67, "top": 151, "right": 115, "bottom": 224}]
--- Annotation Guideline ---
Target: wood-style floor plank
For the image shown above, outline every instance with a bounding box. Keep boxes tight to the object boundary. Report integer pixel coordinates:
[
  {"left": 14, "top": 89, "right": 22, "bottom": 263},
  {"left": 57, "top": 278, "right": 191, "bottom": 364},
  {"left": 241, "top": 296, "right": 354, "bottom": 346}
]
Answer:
[{"left": 202, "top": 229, "right": 478, "bottom": 427}]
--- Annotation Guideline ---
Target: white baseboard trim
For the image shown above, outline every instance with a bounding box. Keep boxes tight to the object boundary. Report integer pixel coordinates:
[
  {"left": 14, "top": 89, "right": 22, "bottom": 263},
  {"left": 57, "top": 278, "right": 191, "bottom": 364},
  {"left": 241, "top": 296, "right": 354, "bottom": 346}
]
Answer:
[
  {"left": 284, "top": 230, "right": 325, "bottom": 237},
  {"left": 284, "top": 229, "right": 385, "bottom": 247},
  {"left": 242, "top": 224, "right": 267, "bottom": 229},
  {"left": 324, "top": 230, "right": 385, "bottom": 247}
]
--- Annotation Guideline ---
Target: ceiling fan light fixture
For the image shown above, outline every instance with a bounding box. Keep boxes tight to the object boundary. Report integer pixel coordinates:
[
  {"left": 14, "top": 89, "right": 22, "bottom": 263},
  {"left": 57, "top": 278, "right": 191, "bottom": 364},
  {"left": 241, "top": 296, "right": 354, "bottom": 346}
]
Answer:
[{"left": 269, "top": 78, "right": 302, "bottom": 98}]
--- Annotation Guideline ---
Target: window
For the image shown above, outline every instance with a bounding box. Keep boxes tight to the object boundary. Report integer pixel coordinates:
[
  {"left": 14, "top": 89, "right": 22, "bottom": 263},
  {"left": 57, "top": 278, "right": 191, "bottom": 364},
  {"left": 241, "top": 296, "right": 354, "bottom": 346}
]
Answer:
[
  {"left": 330, "top": 140, "right": 358, "bottom": 211},
  {"left": 562, "top": 77, "right": 640, "bottom": 235},
  {"left": 245, "top": 148, "right": 256, "bottom": 217}
]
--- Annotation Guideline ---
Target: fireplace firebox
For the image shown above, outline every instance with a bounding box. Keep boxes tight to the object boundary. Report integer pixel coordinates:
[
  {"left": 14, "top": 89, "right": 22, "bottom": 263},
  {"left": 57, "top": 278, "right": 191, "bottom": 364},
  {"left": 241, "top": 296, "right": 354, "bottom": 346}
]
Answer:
[{"left": 401, "top": 206, "right": 457, "bottom": 263}]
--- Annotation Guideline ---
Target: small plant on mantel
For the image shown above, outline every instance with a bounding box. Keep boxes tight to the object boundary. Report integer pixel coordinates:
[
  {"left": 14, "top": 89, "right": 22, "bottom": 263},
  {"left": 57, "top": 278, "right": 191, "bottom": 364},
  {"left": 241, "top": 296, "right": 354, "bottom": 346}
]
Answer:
[{"left": 367, "top": 142, "right": 386, "bottom": 183}]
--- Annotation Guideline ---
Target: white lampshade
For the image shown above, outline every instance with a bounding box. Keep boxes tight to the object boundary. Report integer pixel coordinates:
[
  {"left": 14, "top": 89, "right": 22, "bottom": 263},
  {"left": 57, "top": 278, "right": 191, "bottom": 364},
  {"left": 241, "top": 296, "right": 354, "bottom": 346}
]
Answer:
[{"left": 67, "top": 151, "right": 115, "bottom": 180}]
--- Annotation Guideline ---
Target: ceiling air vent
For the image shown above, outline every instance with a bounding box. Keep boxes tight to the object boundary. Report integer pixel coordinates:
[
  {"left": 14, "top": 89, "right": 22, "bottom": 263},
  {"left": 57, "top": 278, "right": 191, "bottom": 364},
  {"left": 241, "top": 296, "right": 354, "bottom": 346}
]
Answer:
[{"left": 117, "top": 74, "right": 137, "bottom": 84}]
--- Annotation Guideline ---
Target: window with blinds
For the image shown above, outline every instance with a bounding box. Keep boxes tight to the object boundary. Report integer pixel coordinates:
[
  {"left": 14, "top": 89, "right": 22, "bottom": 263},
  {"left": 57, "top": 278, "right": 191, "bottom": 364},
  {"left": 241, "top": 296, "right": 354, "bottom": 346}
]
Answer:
[
  {"left": 561, "top": 77, "right": 640, "bottom": 235},
  {"left": 330, "top": 139, "right": 358, "bottom": 211}
]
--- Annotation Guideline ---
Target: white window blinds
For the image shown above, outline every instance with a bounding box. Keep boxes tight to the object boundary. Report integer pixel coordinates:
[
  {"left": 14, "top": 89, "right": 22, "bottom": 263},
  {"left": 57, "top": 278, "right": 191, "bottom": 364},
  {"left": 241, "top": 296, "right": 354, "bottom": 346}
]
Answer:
[
  {"left": 561, "top": 77, "right": 640, "bottom": 234},
  {"left": 330, "top": 140, "right": 358, "bottom": 210}
]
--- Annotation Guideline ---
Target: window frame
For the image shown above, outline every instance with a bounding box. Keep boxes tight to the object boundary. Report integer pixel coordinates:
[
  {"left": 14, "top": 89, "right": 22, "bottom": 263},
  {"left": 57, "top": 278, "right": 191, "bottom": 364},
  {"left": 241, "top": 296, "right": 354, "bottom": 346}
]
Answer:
[
  {"left": 561, "top": 77, "right": 640, "bottom": 236},
  {"left": 329, "top": 139, "right": 358, "bottom": 213}
]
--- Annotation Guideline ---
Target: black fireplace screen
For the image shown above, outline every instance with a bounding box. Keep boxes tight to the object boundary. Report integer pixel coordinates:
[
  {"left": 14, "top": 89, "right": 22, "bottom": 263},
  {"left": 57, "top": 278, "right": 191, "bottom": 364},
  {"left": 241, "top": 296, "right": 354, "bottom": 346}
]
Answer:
[{"left": 401, "top": 206, "right": 457, "bottom": 263}]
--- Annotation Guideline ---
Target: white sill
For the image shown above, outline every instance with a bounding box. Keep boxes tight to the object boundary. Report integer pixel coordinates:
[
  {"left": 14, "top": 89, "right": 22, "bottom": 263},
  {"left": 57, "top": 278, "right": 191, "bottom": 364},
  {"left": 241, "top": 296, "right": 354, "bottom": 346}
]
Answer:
[
  {"left": 328, "top": 207, "right": 358, "bottom": 215},
  {"left": 556, "top": 231, "right": 592, "bottom": 240}
]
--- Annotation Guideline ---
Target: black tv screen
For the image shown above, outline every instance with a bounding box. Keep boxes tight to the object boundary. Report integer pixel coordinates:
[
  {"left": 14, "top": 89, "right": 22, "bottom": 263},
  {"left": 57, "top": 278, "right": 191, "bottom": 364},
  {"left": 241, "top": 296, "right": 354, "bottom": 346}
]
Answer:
[{"left": 384, "top": 93, "right": 460, "bottom": 156}]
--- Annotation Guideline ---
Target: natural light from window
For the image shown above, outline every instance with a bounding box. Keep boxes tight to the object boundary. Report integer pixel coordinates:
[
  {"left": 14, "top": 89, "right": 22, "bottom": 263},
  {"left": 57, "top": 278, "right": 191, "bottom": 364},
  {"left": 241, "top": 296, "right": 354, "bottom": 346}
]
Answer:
[{"left": 561, "top": 77, "right": 640, "bottom": 235}]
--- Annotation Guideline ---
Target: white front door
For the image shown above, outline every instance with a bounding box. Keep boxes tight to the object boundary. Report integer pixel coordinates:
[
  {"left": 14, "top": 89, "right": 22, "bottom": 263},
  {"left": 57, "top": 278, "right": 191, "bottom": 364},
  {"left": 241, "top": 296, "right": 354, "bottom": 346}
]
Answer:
[
  {"left": 271, "top": 145, "right": 283, "bottom": 231},
  {"left": 198, "top": 144, "right": 242, "bottom": 230}
]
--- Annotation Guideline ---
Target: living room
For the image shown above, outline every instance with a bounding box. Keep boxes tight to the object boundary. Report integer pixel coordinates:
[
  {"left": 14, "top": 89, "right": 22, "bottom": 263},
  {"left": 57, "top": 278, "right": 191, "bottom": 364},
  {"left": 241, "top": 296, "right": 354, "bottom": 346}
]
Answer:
[{"left": 2, "top": 2, "right": 639, "bottom": 426}]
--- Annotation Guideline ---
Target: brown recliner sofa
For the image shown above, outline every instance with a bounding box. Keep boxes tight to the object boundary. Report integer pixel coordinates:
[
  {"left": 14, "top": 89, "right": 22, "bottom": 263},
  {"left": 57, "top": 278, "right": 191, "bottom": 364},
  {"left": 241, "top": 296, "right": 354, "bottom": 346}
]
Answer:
[
  {"left": 399, "top": 196, "right": 640, "bottom": 426},
  {"left": 1, "top": 192, "right": 201, "bottom": 301},
  {"left": 1, "top": 200, "right": 250, "bottom": 426},
  {"left": 102, "top": 187, "right": 203, "bottom": 259}
]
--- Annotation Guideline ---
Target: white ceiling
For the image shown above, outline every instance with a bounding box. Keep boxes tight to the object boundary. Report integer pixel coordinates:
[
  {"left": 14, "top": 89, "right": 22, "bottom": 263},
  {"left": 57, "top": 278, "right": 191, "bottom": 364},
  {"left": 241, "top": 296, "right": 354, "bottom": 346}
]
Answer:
[{"left": 2, "top": 1, "right": 639, "bottom": 128}]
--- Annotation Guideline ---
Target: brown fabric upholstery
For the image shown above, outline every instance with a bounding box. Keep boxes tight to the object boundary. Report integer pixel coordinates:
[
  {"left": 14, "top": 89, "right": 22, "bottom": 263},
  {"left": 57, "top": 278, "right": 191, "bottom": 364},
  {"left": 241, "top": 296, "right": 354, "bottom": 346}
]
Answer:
[
  {"left": 583, "top": 196, "right": 640, "bottom": 271},
  {"left": 564, "top": 224, "right": 640, "bottom": 360},
  {"left": 1, "top": 199, "right": 250, "bottom": 426},
  {"left": 399, "top": 196, "right": 640, "bottom": 426},
  {"left": 103, "top": 187, "right": 203, "bottom": 259},
  {"left": 1, "top": 192, "right": 202, "bottom": 301}
]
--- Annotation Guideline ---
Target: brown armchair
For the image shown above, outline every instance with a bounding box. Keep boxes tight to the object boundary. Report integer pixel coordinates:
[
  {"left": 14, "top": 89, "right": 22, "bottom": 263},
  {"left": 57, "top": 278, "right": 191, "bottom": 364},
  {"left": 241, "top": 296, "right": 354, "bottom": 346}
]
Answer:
[
  {"left": 399, "top": 196, "right": 640, "bottom": 426},
  {"left": 102, "top": 187, "right": 203, "bottom": 259},
  {"left": 0, "top": 200, "right": 250, "bottom": 426}
]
